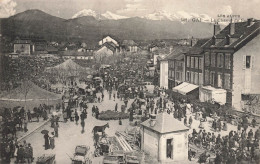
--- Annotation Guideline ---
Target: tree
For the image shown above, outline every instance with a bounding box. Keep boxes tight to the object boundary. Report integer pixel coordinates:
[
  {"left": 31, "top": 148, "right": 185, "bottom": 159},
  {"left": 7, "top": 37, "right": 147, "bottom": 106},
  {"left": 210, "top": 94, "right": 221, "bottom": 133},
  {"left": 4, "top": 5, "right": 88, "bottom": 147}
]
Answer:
[{"left": 18, "top": 80, "right": 33, "bottom": 108}]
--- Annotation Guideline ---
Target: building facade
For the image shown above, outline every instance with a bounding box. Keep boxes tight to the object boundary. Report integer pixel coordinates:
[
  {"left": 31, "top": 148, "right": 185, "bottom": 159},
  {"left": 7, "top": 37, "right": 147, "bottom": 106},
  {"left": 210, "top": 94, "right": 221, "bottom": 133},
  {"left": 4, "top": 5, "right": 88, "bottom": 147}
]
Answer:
[
  {"left": 98, "top": 36, "right": 119, "bottom": 46},
  {"left": 203, "top": 19, "right": 260, "bottom": 114},
  {"left": 141, "top": 113, "right": 189, "bottom": 162},
  {"left": 184, "top": 40, "right": 207, "bottom": 86}
]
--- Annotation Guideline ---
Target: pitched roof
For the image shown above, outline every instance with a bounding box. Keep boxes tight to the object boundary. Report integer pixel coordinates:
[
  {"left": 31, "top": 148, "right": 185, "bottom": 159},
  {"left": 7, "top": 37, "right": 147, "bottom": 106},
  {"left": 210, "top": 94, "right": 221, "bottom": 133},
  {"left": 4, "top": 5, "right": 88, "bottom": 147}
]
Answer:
[
  {"left": 185, "top": 38, "right": 209, "bottom": 56},
  {"left": 203, "top": 19, "right": 260, "bottom": 50},
  {"left": 141, "top": 112, "right": 189, "bottom": 134},
  {"left": 165, "top": 45, "right": 190, "bottom": 60},
  {"left": 101, "top": 42, "right": 117, "bottom": 52}
]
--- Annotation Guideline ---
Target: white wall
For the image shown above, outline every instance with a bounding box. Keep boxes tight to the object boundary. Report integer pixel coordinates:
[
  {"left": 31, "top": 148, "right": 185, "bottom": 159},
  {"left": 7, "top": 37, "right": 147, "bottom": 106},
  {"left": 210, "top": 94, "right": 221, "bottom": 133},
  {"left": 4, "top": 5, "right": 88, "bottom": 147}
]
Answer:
[
  {"left": 98, "top": 36, "right": 118, "bottom": 46},
  {"left": 14, "top": 44, "right": 31, "bottom": 54},
  {"left": 159, "top": 132, "right": 188, "bottom": 162},
  {"left": 160, "top": 60, "right": 168, "bottom": 89},
  {"left": 142, "top": 128, "right": 159, "bottom": 159},
  {"left": 233, "top": 34, "right": 260, "bottom": 111}
]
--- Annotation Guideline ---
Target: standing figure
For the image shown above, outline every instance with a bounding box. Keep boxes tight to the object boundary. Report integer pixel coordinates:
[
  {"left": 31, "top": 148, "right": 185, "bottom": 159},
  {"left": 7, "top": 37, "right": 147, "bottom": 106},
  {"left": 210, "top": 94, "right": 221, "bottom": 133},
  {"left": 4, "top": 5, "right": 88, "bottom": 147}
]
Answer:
[
  {"left": 115, "top": 103, "right": 118, "bottom": 112},
  {"left": 81, "top": 120, "right": 85, "bottom": 133},
  {"left": 49, "top": 132, "right": 55, "bottom": 149},
  {"left": 44, "top": 133, "right": 49, "bottom": 150}
]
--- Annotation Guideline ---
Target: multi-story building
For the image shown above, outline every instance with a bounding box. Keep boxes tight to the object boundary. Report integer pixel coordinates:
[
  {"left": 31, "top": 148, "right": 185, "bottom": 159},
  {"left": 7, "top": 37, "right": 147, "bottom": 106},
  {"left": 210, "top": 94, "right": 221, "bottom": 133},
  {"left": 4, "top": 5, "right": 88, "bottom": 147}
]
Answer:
[
  {"left": 202, "top": 19, "right": 260, "bottom": 114},
  {"left": 184, "top": 39, "right": 208, "bottom": 86},
  {"left": 167, "top": 46, "right": 189, "bottom": 89}
]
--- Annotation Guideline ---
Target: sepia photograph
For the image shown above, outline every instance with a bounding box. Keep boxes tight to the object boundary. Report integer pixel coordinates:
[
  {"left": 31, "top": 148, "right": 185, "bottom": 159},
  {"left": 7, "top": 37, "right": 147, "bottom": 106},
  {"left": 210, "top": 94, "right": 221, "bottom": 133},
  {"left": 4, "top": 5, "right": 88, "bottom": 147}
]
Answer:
[{"left": 0, "top": 0, "right": 259, "bottom": 163}]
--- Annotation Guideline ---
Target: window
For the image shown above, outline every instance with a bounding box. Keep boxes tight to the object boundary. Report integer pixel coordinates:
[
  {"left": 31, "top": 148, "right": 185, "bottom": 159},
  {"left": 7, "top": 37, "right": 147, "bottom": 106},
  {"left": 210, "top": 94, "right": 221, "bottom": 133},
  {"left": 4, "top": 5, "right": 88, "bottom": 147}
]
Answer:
[
  {"left": 211, "top": 53, "right": 216, "bottom": 67},
  {"left": 191, "top": 72, "right": 194, "bottom": 83},
  {"left": 246, "top": 56, "right": 251, "bottom": 68},
  {"left": 180, "top": 72, "right": 183, "bottom": 81},
  {"left": 217, "top": 53, "right": 224, "bottom": 68},
  {"left": 176, "top": 72, "right": 180, "bottom": 80},
  {"left": 169, "top": 70, "right": 172, "bottom": 78},
  {"left": 199, "top": 58, "right": 203, "bottom": 69},
  {"left": 199, "top": 73, "right": 203, "bottom": 85},
  {"left": 194, "top": 72, "right": 198, "bottom": 85},
  {"left": 210, "top": 71, "right": 215, "bottom": 86},
  {"left": 224, "top": 73, "right": 231, "bottom": 89},
  {"left": 225, "top": 53, "right": 231, "bottom": 69},
  {"left": 195, "top": 57, "right": 199, "bottom": 69},
  {"left": 186, "top": 71, "right": 190, "bottom": 82},
  {"left": 205, "top": 52, "right": 210, "bottom": 66},
  {"left": 217, "top": 73, "right": 223, "bottom": 88},
  {"left": 205, "top": 70, "right": 210, "bottom": 85},
  {"left": 191, "top": 57, "right": 194, "bottom": 68},
  {"left": 187, "top": 56, "right": 190, "bottom": 67}
]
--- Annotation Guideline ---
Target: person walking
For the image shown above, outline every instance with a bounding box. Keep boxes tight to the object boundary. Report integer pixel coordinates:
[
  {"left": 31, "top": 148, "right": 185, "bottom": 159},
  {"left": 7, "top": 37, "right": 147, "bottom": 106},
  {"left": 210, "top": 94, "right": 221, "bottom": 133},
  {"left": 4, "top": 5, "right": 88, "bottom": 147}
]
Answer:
[
  {"left": 16, "top": 145, "right": 25, "bottom": 163},
  {"left": 49, "top": 132, "right": 55, "bottom": 149},
  {"left": 27, "top": 110, "right": 32, "bottom": 122},
  {"left": 75, "top": 112, "right": 79, "bottom": 125},
  {"left": 189, "top": 116, "right": 193, "bottom": 128},
  {"left": 115, "top": 103, "right": 118, "bottom": 112},
  {"left": 102, "top": 92, "right": 104, "bottom": 101},
  {"left": 81, "top": 120, "right": 85, "bottom": 133},
  {"left": 184, "top": 116, "right": 187, "bottom": 126},
  {"left": 28, "top": 143, "right": 33, "bottom": 163},
  {"left": 54, "top": 123, "right": 59, "bottom": 137},
  {"left": 44, "top": 133, "right": 49, "bottom": 150},
  {"left": 23, "top": 117, "right": 28, "bottom": 132}
]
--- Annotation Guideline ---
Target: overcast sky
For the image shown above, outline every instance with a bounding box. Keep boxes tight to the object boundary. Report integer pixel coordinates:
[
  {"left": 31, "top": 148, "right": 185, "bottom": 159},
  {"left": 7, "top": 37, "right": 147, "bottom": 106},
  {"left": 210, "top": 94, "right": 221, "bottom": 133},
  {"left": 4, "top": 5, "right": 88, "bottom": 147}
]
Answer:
[{"left": 0, "top": 0, "right": 259, "bottom": 19}]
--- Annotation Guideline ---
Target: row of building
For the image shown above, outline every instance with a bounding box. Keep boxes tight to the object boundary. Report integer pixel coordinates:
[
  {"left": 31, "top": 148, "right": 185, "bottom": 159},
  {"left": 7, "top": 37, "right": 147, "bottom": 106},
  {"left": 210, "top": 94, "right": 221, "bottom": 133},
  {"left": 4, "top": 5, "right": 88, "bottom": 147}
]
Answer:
[
  {"left": 157, "top": 18, "right": 260, "bottom": 115},
  {"left": 9, "top": 35, "right": 140, "bottom": 60}
]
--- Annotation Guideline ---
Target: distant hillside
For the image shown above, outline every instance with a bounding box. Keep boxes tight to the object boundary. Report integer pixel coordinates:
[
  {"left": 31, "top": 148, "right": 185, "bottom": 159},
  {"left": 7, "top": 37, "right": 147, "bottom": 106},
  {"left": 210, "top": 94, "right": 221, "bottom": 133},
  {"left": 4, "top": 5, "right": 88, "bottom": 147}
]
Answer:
[{"left": 0, "top": 9, "right": 216, "bottom": 43}]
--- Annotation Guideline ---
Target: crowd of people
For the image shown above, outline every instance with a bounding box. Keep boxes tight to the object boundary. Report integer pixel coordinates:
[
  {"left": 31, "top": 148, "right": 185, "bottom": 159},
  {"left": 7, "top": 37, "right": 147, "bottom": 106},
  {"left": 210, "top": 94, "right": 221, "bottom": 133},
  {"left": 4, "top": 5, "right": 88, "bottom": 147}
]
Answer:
[{"left": 0, "top": 104, "right": 51, "bottom": 163}]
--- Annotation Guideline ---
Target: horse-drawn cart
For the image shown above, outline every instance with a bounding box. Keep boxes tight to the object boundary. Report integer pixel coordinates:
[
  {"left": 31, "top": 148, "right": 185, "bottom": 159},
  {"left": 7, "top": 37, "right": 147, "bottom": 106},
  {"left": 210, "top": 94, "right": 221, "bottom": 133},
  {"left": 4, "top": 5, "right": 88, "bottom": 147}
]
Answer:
[{"left": 71, "top": 145, "right": 92, "bottom": 164}]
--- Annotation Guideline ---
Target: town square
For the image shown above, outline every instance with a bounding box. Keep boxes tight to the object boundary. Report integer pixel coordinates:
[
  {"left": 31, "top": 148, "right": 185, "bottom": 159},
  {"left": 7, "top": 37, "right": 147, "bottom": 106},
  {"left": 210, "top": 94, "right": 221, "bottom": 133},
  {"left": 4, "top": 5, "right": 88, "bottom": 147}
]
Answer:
[{"left": 0, "top": 0, "right": 260, "bottom": 164}]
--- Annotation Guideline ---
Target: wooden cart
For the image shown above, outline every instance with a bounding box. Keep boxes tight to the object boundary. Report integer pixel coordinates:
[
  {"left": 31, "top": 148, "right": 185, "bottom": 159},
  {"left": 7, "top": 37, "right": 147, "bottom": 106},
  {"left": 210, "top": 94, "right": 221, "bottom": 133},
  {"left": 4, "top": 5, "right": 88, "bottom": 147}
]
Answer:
[{"left": 36, "top": 154, "right": 56, "bottom": 164}]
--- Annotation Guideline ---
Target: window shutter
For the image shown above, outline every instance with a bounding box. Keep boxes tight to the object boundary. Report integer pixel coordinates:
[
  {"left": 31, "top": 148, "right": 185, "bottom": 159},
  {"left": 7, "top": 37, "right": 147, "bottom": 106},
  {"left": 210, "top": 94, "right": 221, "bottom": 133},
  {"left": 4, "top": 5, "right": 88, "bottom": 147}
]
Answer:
[
  {"left": 251, "top": 55, "right": 255, "bottom": 69},
  {"left": 243, "top": 55, "right": 246, "bottom": 69}
]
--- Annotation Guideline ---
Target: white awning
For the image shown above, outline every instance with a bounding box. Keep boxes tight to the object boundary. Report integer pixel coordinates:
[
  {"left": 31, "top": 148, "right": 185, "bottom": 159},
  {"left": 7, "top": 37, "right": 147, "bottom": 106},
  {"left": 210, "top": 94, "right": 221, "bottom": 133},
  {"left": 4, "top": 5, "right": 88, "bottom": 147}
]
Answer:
[
  {"left": 172, "top": 82, "right": 199, "bottom": 95},
  {"left": 199, "top": 86, "right": 227, "bottom": 105}
]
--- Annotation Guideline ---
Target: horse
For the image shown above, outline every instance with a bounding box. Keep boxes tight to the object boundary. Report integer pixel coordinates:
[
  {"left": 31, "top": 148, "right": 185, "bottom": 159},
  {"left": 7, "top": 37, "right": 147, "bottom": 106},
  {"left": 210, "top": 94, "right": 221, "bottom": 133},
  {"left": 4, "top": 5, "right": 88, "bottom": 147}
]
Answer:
[{"left": 92, "top": 123, "right": 109, "bottom": 136}]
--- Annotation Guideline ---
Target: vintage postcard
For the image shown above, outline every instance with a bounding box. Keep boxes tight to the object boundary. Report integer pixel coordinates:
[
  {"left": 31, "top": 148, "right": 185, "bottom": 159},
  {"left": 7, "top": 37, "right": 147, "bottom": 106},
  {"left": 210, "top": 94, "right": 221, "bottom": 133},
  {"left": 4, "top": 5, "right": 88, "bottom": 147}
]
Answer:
[{"left": 0, "top": 0, "right": 259, "bottom": 163}]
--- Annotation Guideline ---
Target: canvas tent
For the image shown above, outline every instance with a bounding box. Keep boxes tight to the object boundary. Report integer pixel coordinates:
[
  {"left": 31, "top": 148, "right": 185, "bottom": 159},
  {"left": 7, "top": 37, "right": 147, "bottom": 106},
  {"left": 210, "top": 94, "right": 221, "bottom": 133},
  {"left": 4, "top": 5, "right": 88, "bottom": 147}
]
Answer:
[
  {"left": 199, "top": 86, "right": 227, "bottom": 105},
  {"left": 172, "top": 82, "right": 199, "bottom": 95},
  {"left": 0, "top": 81, "right": 62, "bottom": 100},
  {"left": 45, "top": 59, "right": 94, "bottom": 76},
  {"left": 0, "top": 81, "right": 62, "bottom": 109}
]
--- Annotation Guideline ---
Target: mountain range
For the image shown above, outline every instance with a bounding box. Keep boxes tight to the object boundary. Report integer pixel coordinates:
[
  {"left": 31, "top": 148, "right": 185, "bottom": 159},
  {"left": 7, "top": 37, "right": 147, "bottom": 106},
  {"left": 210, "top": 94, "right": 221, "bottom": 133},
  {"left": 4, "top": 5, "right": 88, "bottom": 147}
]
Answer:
[
  {"left": 72, "top": 9, "right": 129, "bottom": 20},
  {"left": 0, "top": 9, "right": 219, "bottom": 43}
]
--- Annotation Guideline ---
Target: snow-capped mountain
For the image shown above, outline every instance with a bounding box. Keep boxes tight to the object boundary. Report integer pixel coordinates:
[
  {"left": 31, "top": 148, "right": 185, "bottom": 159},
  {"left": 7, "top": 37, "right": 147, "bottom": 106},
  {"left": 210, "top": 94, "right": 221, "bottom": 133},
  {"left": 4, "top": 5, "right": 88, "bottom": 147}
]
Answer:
[
  {"left": 72, "top": 9, "right": 128, "bottom": 20},
  {"left": 143, "top": 10, "right": 215, "bottom": 24},
  {"left": 102, "top": 11, "right": 129, "bottom": 20},
  {"left": 72, "top": 9, "right": 98, "bottom": 19},
  {"left": 143, "top": 10, "right": 178, "bottom": 21}
]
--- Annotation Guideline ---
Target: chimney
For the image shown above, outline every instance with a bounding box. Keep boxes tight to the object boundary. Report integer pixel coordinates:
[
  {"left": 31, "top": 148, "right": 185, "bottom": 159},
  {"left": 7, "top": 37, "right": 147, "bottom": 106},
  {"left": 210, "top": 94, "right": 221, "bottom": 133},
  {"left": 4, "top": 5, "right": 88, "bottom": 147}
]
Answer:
[
  {"left": 229, "top": 23, "right": 235, "bottom": 35},
  {"left": 212, "top": 36, "right": 216, "bottom": 45},
  {"left": 226, "top": 35, "right": 231, "bottom": 45},
  {"left": 214, "top": 23, "right": 221, "bottom": 35},
  {"left": 149, "top": 114, "right": 156, "bottom": 127},
  {"left": 190, "top": 37, "right": 198, "bottom": 47},
  {"left": 247, "top": 18, "right": 254, "bottom": 26}
]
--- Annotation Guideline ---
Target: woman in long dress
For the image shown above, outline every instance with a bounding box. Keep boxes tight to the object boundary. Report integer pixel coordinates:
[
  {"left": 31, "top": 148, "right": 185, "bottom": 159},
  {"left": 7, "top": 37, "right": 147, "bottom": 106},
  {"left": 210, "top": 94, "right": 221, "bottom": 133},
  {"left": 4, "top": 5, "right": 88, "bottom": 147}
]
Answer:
[
  {"left": 44, "top": 133, "right": 49, "bottom": 150},
  {"left": 49, "top": 132, "right": 55, "bottom": 149}
]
